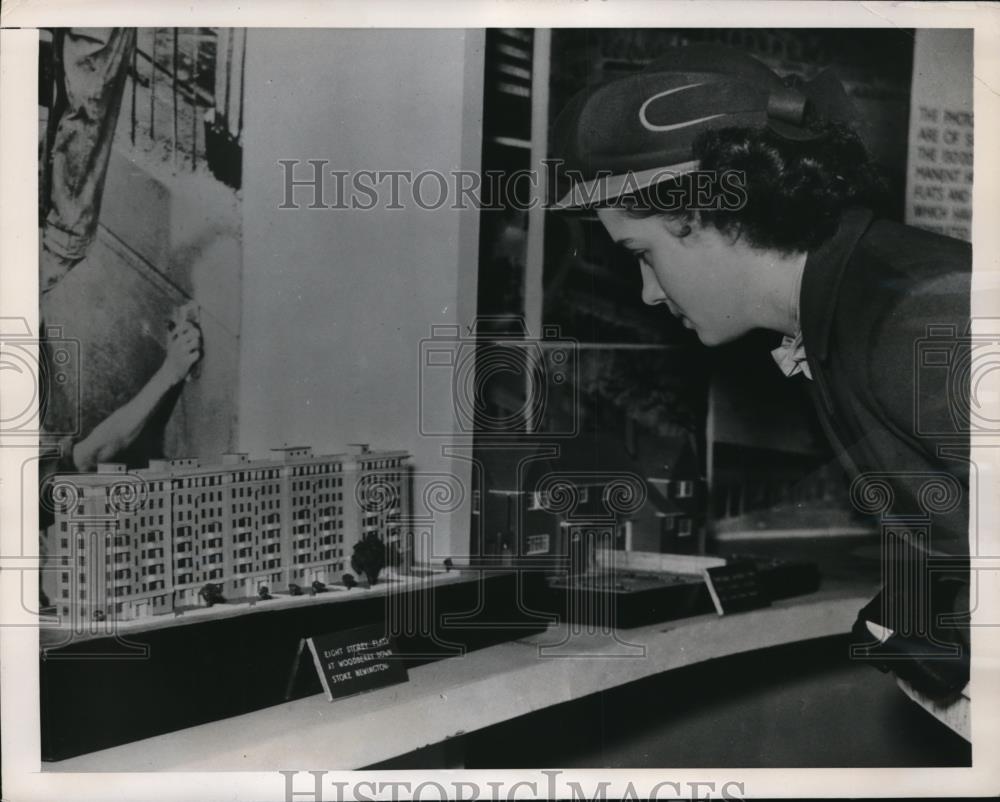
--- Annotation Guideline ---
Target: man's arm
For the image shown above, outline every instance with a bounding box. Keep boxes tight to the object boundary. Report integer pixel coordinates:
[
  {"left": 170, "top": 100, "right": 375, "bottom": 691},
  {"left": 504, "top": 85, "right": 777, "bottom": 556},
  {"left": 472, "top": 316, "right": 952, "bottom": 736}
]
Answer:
[{"left": 71, "top": 321, "right": 201, "bottom": 471}]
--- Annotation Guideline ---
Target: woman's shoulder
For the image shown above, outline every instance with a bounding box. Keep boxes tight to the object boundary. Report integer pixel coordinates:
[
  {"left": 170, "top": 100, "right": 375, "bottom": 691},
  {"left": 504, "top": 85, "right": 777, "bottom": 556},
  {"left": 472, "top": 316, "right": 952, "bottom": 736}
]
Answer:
[
  {"left": 819, "top": 217, "right": 969, "bottom": 388},
  {"left": 831, "top": 220, "right": 971, "bottom": 433},
  {"left": 855, "top": 218, "right": 971, "bottom": 280},
  {"left": 835, "top": 218, "right": 970, "bottom": 340}
]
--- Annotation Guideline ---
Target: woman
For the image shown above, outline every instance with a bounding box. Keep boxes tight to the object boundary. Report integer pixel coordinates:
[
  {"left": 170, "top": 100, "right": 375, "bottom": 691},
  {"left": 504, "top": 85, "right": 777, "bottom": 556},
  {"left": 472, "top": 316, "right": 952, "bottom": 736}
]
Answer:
[{"left": 551, "top": 43, "right": 971, "bottom": 699}]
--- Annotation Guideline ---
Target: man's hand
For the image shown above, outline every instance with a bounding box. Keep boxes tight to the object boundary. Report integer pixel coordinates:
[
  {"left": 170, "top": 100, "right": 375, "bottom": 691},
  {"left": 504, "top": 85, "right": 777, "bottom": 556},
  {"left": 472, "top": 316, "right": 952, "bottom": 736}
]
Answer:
[{"left": 161, "top": 320, "right": 202, "bottom": 386}]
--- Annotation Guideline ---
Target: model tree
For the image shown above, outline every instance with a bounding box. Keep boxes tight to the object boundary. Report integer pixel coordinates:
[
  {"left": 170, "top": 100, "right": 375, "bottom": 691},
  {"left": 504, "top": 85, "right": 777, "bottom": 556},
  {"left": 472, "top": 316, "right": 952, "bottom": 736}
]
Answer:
[
  {"left": 199, "top": 582, "right": 225, "bottom": 607},
  {"left": 351, "top": 532, "right": 387, "bottom": 586},
  {"left": 342, "top": 573, "right": 357, "bottom": 589}
]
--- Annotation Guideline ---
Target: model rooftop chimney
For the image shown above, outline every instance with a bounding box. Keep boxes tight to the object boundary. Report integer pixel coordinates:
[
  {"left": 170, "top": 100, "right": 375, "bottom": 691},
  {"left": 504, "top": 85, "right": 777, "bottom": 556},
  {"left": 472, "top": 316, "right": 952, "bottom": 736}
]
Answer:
[{"left": 270, "top": 445, "right": 313, "bottom": 461}]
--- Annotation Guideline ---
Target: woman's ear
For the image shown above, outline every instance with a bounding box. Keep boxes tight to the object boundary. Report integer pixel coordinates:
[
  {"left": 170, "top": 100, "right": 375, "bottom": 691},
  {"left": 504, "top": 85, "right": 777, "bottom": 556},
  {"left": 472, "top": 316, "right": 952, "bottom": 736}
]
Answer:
[
  {"left": 656, "top": 213, "right": 694, "bottom": 240},
  {"left": 721, "top": 218, "right": 744, "bottom": 246}
]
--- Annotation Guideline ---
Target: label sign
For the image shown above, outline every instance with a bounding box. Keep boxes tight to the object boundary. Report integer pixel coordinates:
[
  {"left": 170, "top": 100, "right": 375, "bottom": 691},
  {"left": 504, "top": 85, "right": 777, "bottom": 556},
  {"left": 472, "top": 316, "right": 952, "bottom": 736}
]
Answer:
[
  {"left": 905, "top": 30, "right": 973, "bottom": 242},
  {"left": 304, "top": 624, "right": 408, "bottom": 701},
  {"left": 907, "top": 105, "right": 973, "bottom": 241},
  {"left": 703, "top": 561, "right": 770, "bottom": 616}
]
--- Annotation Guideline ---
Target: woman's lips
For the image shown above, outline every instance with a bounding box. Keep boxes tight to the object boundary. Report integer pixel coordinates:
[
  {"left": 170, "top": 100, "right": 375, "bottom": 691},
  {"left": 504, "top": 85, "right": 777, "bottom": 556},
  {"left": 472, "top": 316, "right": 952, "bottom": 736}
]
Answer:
[
  {"left": 662, "top": 299, "right": 693, "bottom": 329},
  {"left": 670, "top": 305, "right": 691, "bottom": 328}
]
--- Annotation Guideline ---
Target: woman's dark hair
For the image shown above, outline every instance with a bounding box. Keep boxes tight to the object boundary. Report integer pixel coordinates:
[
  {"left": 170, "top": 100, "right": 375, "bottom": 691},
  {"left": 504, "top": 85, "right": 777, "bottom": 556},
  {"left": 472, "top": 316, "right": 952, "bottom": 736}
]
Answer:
[{"left": 613, "top": 121, "right": 887, "bottom": 253}]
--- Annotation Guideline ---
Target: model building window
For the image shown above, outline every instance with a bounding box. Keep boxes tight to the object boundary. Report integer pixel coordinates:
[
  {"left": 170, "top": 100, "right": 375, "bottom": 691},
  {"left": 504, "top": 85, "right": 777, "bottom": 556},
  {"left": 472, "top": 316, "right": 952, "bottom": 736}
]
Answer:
[
  {"left": 678, "top": 518, "right": 693, "bottom": 537},
  {"left": 676, "top": 480, "right": 694, "bottom": 499}
]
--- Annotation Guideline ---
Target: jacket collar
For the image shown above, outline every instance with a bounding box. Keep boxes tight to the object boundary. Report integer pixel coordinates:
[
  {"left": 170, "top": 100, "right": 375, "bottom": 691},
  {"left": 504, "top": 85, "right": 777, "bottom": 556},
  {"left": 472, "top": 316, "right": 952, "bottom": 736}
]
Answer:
[{"left": 800, "top": 207, "right": 875, "bottom": 363}]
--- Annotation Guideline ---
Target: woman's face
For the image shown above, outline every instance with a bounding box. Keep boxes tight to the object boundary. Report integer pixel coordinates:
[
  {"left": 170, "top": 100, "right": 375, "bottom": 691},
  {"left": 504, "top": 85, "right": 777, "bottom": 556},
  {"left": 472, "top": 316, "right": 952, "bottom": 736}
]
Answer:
[{"left": 596, "top": 208, "right": 753, "bottom": 346}]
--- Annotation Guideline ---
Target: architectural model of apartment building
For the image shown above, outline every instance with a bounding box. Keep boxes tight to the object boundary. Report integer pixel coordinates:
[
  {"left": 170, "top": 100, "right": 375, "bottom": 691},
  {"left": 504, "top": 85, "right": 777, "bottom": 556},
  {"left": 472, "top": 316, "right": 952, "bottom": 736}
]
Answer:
[{"left": 49, "top": 444, "right": 410, "bottom": 622}]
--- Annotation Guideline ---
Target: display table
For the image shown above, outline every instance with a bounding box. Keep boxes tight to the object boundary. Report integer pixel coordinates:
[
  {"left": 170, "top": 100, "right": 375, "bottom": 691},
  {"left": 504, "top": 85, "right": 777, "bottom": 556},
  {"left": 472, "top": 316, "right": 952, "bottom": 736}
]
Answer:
[
  {"left": 47, "top": 587, "right": 877, "bottom": 771},
  {"left": 898, "top": 677, "right": 971, "bottom": 741}
]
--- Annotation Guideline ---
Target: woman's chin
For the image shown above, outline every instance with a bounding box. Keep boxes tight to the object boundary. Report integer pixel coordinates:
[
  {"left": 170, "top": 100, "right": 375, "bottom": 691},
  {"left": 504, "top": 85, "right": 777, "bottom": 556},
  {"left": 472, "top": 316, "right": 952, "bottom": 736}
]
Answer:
[
  {"left": 693, "top": 327, "right": 737, "bottom": 347},
  {"left": 674, "top": 316, "right": 739, "bottom": 347}
]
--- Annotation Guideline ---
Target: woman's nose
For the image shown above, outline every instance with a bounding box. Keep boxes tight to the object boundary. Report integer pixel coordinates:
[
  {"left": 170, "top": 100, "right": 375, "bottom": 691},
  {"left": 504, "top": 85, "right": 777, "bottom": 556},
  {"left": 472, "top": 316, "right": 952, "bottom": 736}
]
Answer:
[{"left": 639, "top": 261, "right": 668, "bottom": 307}]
